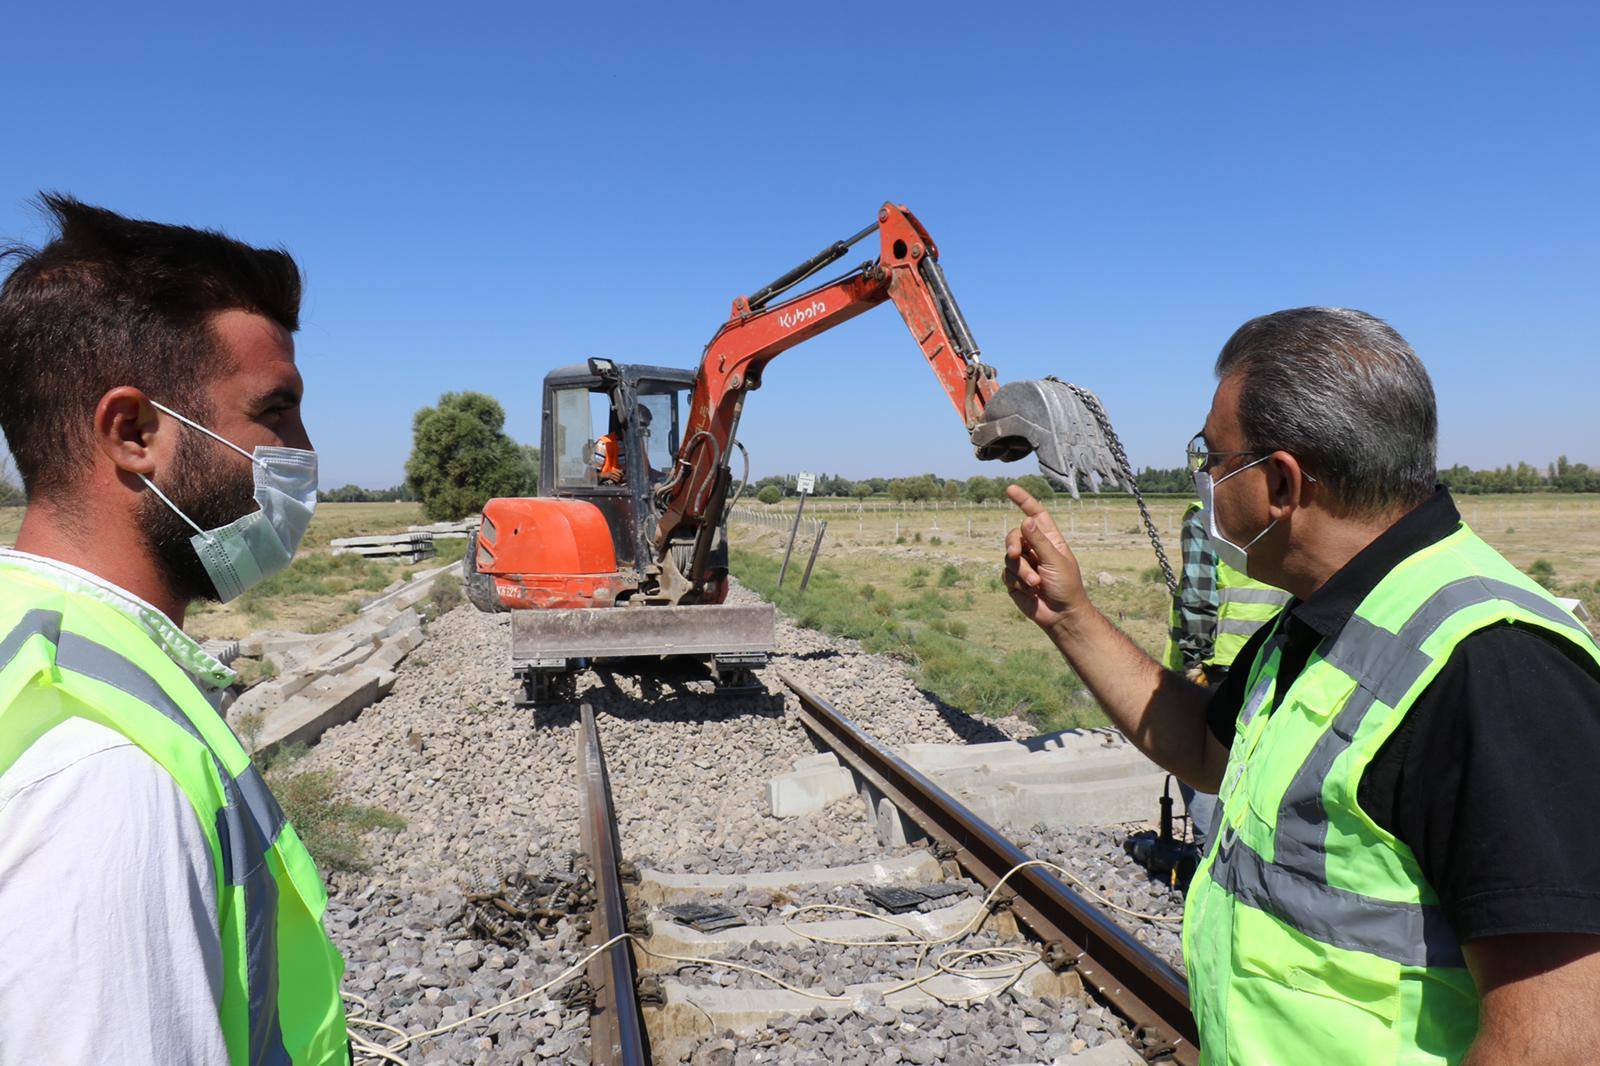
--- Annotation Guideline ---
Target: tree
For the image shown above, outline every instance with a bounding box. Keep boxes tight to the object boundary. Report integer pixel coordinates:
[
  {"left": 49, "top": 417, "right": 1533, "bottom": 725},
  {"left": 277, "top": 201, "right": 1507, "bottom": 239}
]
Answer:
[
  {"left": 941, "top": 480, "right": 961, "bottom": 502},
  {"left": 1013, "top": 474, "right": 1056, "bottom": 501},
  {"left": 757, "top": 485, "right": 782, "bottom": 505},
  {"left": 516, "top": 444, "right": 540, "bottom": 496},
  {"left": 963, "top": 475, "right": 997, "bottom": 503},
  {"left": 851, "top": 481, "right": 873, "bottom": 500},
  {"left": 404, "top": 391, "right": 531, "bottom": 521}
]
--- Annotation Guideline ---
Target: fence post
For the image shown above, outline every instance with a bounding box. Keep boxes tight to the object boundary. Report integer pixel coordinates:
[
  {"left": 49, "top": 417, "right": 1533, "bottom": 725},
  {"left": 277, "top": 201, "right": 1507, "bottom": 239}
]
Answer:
[
  {"left": 777, "top": 489, "right": 810, "bottom": 589},
  {"left": 799, "top": 521, "right": 828, "bottom": 593}
]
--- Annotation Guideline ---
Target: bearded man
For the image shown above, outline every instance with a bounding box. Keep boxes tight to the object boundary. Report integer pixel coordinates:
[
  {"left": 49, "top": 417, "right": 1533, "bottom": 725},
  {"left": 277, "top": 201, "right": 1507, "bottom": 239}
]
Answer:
[{"left": 0, "top": 196, "right": 349, "bottom": 1064}]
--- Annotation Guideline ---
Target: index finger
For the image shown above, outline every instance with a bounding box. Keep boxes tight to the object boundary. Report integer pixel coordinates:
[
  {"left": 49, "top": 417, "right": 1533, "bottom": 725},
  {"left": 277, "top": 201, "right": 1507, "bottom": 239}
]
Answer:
[{"left": 1006, "top": 484, "right": 1049, "bottom": 516}]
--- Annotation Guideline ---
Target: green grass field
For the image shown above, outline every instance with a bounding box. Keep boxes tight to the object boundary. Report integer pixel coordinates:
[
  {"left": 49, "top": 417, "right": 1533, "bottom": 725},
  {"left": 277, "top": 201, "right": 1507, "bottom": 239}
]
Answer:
[{"left": 731, "top": 494, "right": 1600, "bottom": 731}]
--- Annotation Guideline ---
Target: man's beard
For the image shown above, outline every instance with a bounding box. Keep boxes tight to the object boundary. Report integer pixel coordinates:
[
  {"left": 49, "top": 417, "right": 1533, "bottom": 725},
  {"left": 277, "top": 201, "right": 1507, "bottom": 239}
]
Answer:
[{"left": 138, "top": 435, "right": 260, "bottom": 604}]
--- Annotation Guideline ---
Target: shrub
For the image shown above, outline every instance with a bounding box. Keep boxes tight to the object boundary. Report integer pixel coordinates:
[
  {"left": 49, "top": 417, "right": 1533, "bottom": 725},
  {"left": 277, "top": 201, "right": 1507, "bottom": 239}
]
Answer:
[
  {"left": 1529, "top": 559, "right": 1557, "bottom": 589},
  {"left": 906, "top": 566, "right": 930, "bottom": 588},
  {"left": 757, "top": 486, "right": 782, "bottom": 505},
  {"left": 429, "top": 573, "right": 465, "bottom": 615},
  {"left": 937, "top": 564, "right": 962, "bottom": 588},
  {"left": 929, "top": 535, "right": 942, "bottom": 546},
  {"left": 266, "top": 765, "right": 405, "bottom": 873}
]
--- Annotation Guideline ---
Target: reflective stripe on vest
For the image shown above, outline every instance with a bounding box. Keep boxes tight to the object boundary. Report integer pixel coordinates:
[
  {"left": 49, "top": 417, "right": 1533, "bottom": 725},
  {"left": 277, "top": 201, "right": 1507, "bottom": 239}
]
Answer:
[
  {"left": 0, "top": 574, "right": 347, "bottom": 1065},
  {"left": 1219, "top": 586, "right": 1294, "bottom": 606},
  {"left": 1271, "top": 575, "right": 1587, "bottom": 887}
]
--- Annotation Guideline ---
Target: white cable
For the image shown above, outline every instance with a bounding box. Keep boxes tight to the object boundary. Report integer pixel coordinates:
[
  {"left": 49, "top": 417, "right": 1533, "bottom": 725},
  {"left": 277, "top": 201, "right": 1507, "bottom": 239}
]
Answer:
[{"left": 346, "top": 856, "right": 1182, "bottom": 1063}]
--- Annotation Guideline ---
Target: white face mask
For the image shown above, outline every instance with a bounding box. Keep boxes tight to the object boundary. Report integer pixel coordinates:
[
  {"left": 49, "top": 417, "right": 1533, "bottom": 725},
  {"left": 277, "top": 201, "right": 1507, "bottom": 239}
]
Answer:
[
  {"left": 1193, "top": 454, "right": 1276, "bottom": 577},
  {"left": 139, "top": 400, "right": 318, "bottom": 603}
]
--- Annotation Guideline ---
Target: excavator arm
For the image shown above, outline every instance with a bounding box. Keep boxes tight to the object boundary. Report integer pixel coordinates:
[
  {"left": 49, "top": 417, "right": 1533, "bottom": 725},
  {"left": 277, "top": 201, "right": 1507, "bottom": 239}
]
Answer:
[{"left": 651, "top": 202, "right": 1121, "bottom": 603}]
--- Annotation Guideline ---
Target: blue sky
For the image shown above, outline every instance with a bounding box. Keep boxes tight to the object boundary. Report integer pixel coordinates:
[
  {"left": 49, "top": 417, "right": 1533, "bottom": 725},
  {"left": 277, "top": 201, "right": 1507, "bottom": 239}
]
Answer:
[{"left": 2, "top": 2, "right": 1595, "bottom": 487}]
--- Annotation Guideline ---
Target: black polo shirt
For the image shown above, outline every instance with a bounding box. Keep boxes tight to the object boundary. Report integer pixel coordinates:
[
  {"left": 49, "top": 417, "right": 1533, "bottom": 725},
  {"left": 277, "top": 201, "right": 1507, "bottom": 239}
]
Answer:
[{"left": 1207, "top": 488, "right": 1600, "bottom": 943}]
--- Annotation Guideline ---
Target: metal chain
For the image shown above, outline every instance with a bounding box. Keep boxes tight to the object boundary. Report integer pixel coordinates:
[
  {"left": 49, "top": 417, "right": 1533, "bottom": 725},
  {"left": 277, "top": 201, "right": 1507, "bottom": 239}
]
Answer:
[{"left": 1063, "top": 383, "right": 1179, "bottom": 599}]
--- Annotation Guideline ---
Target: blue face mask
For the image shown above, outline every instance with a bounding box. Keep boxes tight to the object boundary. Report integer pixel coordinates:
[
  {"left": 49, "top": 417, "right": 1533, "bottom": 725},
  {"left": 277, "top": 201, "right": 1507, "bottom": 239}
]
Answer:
[{"left": 139, "top": 400, "right": 318, "bottom": 603}]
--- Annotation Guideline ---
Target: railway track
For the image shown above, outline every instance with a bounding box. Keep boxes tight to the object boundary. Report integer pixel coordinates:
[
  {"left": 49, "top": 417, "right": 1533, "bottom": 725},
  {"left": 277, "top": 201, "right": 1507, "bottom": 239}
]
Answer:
[{"left": 571, "top": 678, "right": 1199, "bottom": 1065}]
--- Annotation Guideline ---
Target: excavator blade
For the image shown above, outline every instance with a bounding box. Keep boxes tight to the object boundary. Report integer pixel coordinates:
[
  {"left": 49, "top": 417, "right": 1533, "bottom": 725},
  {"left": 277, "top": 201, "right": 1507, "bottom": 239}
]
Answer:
[
  {"left": 968, "top": 377, "right": 1123, "bottom": 499},
  {"left": 511, "top": 603, "right": 775, "bottom": 662}
]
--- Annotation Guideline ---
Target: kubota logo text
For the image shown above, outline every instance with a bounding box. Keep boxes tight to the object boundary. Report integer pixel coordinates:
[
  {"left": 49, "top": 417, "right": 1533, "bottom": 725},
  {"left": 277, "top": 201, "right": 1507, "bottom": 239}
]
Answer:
[{"left": 778, "top": 300, "right": 826, "bottom": 330}]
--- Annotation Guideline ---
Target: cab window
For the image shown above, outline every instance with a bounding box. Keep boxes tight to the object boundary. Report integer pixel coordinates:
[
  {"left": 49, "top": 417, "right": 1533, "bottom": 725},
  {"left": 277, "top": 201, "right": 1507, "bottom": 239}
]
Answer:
[{"left": 637, "top": 384, "right": 682, "bottom": 478}]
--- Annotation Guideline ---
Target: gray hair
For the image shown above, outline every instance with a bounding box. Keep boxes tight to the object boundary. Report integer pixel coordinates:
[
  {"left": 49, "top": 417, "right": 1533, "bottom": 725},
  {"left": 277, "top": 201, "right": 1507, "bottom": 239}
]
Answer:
[{"left": 1215, "top": 307, "right": 1437, "bottom": 515}]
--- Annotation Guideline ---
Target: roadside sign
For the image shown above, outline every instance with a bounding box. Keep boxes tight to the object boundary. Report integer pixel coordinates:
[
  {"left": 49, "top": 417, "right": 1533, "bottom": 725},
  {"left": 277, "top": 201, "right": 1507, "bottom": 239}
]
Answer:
[{"left": 796, "top": 472, "right": 815, "bottom": 495}]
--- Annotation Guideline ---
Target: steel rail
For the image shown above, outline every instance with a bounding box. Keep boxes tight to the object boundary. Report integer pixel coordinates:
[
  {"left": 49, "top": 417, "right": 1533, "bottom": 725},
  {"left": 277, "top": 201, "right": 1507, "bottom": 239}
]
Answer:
[
  {"left": 779, "top": 671, "right": 1199, "bottom": 1065},
  {"left": 576, "top": 702, "right": 652, "bottom": 1066}
]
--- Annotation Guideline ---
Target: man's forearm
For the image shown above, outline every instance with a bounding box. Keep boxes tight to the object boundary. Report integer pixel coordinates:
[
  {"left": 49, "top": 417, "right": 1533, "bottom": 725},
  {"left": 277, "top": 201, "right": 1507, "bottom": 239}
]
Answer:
[{"left": 1046, "top": 605, "right": 1220, "bottom": 789}]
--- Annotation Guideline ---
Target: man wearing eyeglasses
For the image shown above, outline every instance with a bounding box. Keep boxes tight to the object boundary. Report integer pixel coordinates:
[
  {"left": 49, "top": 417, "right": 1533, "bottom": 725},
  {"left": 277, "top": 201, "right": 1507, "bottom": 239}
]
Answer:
[{"left": 1003, "top": 307, "right": 1600, "bottom": 1065}]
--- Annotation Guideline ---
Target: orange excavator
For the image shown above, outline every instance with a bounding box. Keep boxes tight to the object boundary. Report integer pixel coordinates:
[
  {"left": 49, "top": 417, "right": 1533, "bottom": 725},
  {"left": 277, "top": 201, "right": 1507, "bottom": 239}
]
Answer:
[{"left": 466, "top": 203, "right": 1134, "bottom": 707}]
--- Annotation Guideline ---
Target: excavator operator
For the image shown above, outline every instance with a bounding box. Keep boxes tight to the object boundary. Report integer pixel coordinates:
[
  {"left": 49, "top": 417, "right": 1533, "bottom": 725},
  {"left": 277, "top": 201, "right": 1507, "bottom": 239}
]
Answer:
[
  {"left": 592, "top": 431, "right": 623, "bottom": 483},
  {"left": 591, "top": 405, "right": 659, "bottom": 485}
]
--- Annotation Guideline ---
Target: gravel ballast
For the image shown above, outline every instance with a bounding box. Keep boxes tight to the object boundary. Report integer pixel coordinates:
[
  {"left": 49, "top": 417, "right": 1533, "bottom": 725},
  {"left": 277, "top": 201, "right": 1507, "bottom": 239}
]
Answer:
[{"left": 292, "top": 580, "right": 1185, "bottom": 1064}]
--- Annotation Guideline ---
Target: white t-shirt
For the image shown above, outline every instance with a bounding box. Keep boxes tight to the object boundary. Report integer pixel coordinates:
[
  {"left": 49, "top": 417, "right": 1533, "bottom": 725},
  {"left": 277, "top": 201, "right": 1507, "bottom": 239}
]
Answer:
[{"left": 0, "top": 550, "right": 233, "bottom": 1065}]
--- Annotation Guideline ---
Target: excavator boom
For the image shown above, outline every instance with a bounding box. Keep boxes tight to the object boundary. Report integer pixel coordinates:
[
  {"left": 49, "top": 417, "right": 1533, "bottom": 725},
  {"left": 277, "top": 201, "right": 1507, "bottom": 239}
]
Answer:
[
  {"left": 651, "top": 204, "right": 996, "bottom": 600},
  {"left": 651, "top": 202, "right": 1122, "bottom": 602}
]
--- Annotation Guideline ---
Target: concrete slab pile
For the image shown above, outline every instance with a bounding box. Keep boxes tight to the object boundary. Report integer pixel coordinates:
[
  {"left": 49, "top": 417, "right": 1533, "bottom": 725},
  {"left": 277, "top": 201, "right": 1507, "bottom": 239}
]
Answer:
[
  {"left": 227, "top": 601, "right": 428, "bottom": 757},
  {"left": 357, "top": 560, "right": 464, "bottom": 616},
  {"left": 199, "top": 638, "right": 241, "bottom": 668},
  {"left": 406, "top": 517, "right": 480, "bottom": 539},
  {"left": 329, "top": 532, "right": 437, "bottom": 563}
]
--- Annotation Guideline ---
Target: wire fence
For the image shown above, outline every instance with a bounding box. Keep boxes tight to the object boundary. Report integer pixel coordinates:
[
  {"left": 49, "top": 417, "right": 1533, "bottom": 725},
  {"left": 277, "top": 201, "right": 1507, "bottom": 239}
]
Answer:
[
  {"left": 732, "top": 497, "right": 1195, "bottom": 541},
  {"left": 728, "top": 505, "right": 825, "bottom": 542}
]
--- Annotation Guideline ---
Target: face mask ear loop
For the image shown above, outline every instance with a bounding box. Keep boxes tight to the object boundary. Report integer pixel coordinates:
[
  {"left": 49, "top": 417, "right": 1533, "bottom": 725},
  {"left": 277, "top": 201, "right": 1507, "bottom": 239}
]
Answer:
[
  {"left": 138, "top": 473, "right": 216, "bottom": 543},
  {"left": 1241, "top": 517, "right": 1279, "bottom": 553},
  {"left": 1214, "top": 452, "right": 1272, "bottom": 487},
  {"left": 147, "top": 399, "right": 264, "bottom": 468}
]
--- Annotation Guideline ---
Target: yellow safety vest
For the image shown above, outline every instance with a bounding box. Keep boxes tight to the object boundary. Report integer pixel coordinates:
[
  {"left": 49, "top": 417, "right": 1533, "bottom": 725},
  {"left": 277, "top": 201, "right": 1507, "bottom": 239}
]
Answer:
[
  {"left": 1182, "top": 524, "right": 1600, "bottom": 1064},
  {"left": 0, "top": 563, "right": 349, "bottom": 1064}
]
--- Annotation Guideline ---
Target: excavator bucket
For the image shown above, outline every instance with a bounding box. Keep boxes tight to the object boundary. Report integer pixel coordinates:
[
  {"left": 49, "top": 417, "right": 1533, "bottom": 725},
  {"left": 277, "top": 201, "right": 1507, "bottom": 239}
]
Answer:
[{"left": 969, "top": 377, "right": 1124, "bottom": 498}]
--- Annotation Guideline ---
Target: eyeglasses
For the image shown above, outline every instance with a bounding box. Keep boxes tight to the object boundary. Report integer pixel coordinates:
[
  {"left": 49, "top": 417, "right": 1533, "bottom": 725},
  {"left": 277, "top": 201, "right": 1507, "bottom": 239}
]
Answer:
[
  {"left": 1186, "top": 433, "right": 1267, "bottom": 475},
  {"left": 1186, "top": 432, "right": 1321, "bottom": 483}
]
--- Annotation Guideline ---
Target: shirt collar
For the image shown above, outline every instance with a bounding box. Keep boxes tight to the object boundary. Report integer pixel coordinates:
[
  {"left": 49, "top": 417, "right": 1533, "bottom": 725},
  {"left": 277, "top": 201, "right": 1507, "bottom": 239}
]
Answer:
[
  {"left": 0, "top": 548, "right": 236, "bottom": 691},
  {"left": 1288, "top": 487, "right": 1463, "bottom": 640}
]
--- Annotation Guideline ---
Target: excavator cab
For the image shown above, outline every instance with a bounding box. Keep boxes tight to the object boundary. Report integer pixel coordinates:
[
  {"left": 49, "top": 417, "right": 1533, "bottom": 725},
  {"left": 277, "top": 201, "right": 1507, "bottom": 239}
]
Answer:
[
  {"left": 468, "top": 359, "right": 698, "bottom": 613},
  {"left": 467, "top": 359, "right": 767, "bottom": 706},
  {"left": 543, "top": 359, "right": 692, "bottom": 570}
]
